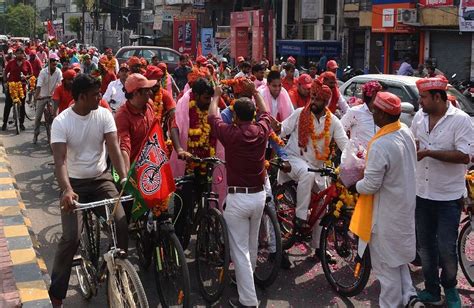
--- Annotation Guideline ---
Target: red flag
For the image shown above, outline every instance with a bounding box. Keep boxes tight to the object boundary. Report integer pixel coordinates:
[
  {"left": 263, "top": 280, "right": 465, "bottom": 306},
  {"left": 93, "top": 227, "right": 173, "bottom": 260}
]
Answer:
[
  {"left": 46, "top": 20, "right": 57, "bottom": 40},
  {"left": 131, "top": 119, "right": 175, "bottom": 216},
  {"left": 197, "top": 41, "right": 202, "bottom": 57}
]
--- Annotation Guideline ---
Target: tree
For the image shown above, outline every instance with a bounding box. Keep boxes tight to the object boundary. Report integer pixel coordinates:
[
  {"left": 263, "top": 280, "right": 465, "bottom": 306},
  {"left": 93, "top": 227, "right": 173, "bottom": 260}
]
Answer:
[
  {"left": 68, "top": 16, "right": 82, "bottom": 41},
  {"left": 5, "top": 4, "right": 38, "bottom": 37},
  {"left": 72, "top": 0, "right": 95, "bottom": 42}
]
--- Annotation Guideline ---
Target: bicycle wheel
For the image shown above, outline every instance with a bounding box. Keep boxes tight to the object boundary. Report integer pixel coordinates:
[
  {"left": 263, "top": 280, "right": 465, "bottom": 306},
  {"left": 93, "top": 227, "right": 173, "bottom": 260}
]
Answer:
[
  {"left": 458, "top": 217, "right": 474, "bottom": 287},
  {"left": 273, "top": 183, "right": 297, "bottom": 250},
  {"left": 153, "top": 229, "right": 191, "bottom": 307},
  {"left": 254, "top": 203, "right": 282, "bottom": 288},
  {"left": 107, "top": 258, "right": 149, "bottom": 308},
  {"left": 13, "top": 103, "right": 19, "bottom": 135},
  {"left": 320, "top": 215, "right": 371, "bottom": 297},
  {"left": 75, "top": 211, "right": 101, "bottom": 299},
  {"left": 195, "top": 207, "right": 230, "bottom": 303}
]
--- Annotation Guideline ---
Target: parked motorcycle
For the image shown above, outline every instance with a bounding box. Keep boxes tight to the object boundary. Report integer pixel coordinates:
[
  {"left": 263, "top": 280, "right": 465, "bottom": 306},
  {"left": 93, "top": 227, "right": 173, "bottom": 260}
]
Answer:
[{"left": 341, "top": 66, "right": 364, "bottom": 82}]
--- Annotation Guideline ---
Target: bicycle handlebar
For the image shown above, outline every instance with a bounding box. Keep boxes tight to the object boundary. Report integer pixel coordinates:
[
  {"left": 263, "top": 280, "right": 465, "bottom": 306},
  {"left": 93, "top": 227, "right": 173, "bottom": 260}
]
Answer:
[
  {"left": 191, "top": 156, "right": 226, "bottom": 165},
  {"left": 73, "top": 195, "right": 134, "bottom": 211},
  {"left": 175, "top": 174, "right": 195, "bottom": 185},
  {"left": 308, "top": 167, "right": 337, "bottom": 178}
]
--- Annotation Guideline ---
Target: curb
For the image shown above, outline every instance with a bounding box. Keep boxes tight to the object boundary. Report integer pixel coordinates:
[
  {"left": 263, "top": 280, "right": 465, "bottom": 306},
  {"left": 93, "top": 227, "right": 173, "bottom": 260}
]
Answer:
[{"left": 0, "top": 142, "right": 52, "bottom": 307}]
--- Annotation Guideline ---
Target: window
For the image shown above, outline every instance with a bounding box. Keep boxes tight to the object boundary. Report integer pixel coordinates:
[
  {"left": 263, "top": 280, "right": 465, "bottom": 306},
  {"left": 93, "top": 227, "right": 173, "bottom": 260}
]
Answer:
[
  {"left": 343, "top": 82, "right": 364, "bottom": 98},
  {"left": 139, "top": 49, "right": 158, "bottom": 60},
  {"left": 160, "top": 50, "right": 179, "bottom": 62},
  {"left": 118, "top": 49, "right": 136, "bottom": 60}
]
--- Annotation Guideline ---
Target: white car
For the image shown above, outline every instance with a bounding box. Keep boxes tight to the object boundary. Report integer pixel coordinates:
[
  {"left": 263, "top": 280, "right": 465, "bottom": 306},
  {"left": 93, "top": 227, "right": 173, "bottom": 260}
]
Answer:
[{"left": 340, "top": 74, "right": 474, "bottom": 126}]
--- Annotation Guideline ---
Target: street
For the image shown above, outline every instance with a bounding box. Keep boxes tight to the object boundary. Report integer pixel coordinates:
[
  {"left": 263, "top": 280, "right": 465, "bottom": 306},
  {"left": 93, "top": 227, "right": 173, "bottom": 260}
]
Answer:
[{"left": 0, "top": 93, "right": 473, "bottom": 307}]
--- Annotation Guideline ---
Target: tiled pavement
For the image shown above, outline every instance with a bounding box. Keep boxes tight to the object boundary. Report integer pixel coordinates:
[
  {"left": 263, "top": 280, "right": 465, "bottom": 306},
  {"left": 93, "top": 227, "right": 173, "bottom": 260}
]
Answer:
[{"left": 0, "top": 143, "right": 51, "bottom": 307}]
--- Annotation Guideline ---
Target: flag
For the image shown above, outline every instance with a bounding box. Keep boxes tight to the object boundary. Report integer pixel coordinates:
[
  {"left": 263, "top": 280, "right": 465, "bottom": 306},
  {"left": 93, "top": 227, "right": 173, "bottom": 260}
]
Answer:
[
  {"left": 46, "top": 20, "right": 57, "bottom": 40},
  {"left": 124, "top": 119, "right": 176, "bottom": 220},
  {"left": 197, "top": 41, "right": 202, "bottom": 57}
]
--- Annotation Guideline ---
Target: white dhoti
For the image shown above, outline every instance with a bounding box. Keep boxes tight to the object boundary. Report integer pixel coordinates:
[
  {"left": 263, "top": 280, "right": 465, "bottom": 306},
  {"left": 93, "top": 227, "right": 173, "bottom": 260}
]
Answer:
[{"left": 370, "top": 233, "right": 417, "bottom": 308}]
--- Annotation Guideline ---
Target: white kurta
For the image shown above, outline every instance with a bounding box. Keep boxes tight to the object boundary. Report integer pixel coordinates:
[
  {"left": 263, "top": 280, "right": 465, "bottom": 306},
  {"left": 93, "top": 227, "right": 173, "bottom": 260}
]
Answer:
[
  {"left": 340, "top": 103, "right": 378, "bottom": 149},
  {"left": 356, "top": 125, "right": 417, "bottom": 267}
]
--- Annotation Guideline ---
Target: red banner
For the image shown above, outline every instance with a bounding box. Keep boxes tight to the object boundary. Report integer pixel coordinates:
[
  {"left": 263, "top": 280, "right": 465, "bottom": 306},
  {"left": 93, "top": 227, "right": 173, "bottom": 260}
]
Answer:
[
  {"left": 46, "top": 20, "right": 57, "bottom": 39},
  {"left": 134, "top": 119, "right": 175, "bottom": 211},
  {"left": 173, "top": 16, "right": 197, "bottom": 57},
  {"left": 420, "top": 0, "right": 453, "bottom": 7}
]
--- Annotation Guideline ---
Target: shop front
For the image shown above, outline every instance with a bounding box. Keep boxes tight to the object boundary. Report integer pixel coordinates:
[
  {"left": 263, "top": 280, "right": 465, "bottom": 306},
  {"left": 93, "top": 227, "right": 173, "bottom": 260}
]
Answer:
[{"left": 276, "top": 40, "right": 342, "bottom": 67}]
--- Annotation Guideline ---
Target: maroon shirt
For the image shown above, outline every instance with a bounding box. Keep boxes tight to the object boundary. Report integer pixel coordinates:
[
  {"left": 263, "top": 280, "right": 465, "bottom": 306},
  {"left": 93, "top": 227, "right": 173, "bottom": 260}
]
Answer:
[
  {"left": 208, "top": 112, "right": 272, "bottom": 187},
  {"left": 5, "top": 59, "right": 33, "bottom": 82},
  {"left": 115, "top": 100, "right": 155, "bottom": 163},
  {"left": 29, "top": 57, "right": 44, "bottom": 77}
]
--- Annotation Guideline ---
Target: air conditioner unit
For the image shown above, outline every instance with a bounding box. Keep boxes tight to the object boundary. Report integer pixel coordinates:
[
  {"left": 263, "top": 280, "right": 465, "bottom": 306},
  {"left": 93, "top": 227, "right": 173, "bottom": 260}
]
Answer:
[
  {"left": 397, "top": 9, "right": 417, "bottom": 24},
  {"left": 323, "top": 30, "right": 335, "bottom": 41},
  {"left": 323, "top": 14, "right": 336, "bottom": 26}
]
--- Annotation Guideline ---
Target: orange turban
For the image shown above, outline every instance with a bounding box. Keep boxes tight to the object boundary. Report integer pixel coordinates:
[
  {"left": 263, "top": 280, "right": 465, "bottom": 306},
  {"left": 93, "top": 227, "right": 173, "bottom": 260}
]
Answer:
[{"left": 311, "top": 79, "right": 332, "bottom": 101}]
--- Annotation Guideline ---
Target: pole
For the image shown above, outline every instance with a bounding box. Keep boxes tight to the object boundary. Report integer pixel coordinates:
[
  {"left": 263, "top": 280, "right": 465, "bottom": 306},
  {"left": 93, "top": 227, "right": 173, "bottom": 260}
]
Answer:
[{"left": 263, "top": 0, "right": 270, "bottom": 60}]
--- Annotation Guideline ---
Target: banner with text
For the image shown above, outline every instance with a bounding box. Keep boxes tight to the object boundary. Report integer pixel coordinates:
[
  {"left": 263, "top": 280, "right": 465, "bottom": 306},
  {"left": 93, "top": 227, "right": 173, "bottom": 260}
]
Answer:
[
  {"left": 420, "top": 0, "right": 453, "bottom": 6},
  {"left": 173, "top": 16, "right": 197, "bottom": 56},
  {"left": 460, "top": 0, "right": 474, "bottom": 32}
]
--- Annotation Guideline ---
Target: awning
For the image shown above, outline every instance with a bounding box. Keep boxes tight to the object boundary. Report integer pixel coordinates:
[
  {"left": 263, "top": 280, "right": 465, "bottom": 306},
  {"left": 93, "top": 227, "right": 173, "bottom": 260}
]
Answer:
[{"left": 277, "top": 40, "right": 342, "bottom": 58}]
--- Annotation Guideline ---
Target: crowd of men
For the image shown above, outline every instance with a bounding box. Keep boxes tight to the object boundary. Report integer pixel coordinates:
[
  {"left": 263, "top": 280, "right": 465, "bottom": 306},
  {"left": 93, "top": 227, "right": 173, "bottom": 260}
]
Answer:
[{"left": 1, "top": 41, "right": 473, "bottom": 308}]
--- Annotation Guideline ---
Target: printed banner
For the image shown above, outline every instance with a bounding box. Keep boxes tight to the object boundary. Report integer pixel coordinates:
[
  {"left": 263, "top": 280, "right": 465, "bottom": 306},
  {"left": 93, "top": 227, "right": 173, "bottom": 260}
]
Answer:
[
  {"left": 200, "top": 28, "right": 215, "bottom": 57},
  {"left": 419, "top": 0, "right": 453, "bottom": 7},
  {"left": 173, "top": 16, "right": 197, "bottom": 56},
  {"left": 460, "top": 0, "right": 474, "bottom": 32}
]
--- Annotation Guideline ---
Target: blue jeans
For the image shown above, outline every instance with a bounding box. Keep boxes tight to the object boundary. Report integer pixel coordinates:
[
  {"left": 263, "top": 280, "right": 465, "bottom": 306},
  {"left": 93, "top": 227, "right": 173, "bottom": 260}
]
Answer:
[{"left": 415, "top": 196, "right": 462, "bottom": 296}]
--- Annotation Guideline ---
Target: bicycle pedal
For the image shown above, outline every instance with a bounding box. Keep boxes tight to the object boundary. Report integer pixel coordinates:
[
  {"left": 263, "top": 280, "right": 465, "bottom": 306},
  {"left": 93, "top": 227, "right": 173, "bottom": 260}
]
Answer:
[{"left": 72, "top": 255, "right": 83, "bottom": 267}]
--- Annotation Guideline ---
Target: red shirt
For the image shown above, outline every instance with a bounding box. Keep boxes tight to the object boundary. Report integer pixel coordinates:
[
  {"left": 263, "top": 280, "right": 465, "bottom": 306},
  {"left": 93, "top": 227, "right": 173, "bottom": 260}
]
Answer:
[
  {"left": 288, "top": 87, "right": 310, "bottom": 109},
  {"left": 5, "top": 59, "right": 33, "bottom": 83},
  {"left": 101, "top": 71, "right": 117, "bottom": 94},
  {"left": 208, "top": 112, "right": 272, "bottom": 187},
  {"left": 115, "top": 100, "right": 155, "bottom": 163},
  {"left": 29, "top": 57, "right": 44, "bottom": 77},
  {"left": 52, "top": 84, "right": 74, "bottom": 114},
  {"left": 281, "top": 76, "right": 294, "bottom": 92}
]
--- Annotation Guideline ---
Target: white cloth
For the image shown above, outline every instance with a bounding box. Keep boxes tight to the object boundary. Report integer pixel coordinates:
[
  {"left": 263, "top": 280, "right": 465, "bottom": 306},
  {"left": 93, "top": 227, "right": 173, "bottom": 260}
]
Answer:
[
  {"left": 281, "top": 108, "right": 348, "bottom": 220},
  {"left": 234, "top": 71, "right": 250, "bottom": 79},
  {"left": 224, "top": 191, "right": 265, "bottom": 306},
  {"left": 341, "top": 103, "right": 377, "bottom": 149},
  {"left": 410, "top": 103, "right": 473, "bottom": 201},
  {"left": 36, "top": 67, "right": 62, "bottom": 98},
  {"left": 334, "top": 93, "right": 349, "bottom": 116},
  {"left": 102, "top": 79, "right": 126, "bottom": 111},
  {"left": 51, "top": 106, "right": 117, "bottom": 179},
  {"left": 356, "top": 125, "right": 417, "bottom": 267},
  {"left": 370, "top": 232, "right": 417, "bottom": 308}
]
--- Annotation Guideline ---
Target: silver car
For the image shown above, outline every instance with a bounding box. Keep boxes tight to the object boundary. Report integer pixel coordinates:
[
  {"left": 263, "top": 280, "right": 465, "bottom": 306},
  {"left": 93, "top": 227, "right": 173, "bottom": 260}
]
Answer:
[{"left": 340, "top": 74, "right": 474, "bottom": 125}]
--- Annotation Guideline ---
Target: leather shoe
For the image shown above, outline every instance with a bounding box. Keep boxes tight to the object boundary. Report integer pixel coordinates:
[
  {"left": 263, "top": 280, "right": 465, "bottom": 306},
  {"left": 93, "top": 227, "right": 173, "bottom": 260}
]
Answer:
[
  {"left": 1, "top": 123, "right": 6, "bottom": 131},
  {"left": 228, "top": 297, "right": 256, "bottom": 308}
]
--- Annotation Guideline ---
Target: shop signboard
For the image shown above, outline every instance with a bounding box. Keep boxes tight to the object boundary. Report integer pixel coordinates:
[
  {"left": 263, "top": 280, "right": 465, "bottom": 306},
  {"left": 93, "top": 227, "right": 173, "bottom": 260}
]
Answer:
[
  {"left": 201, "top": 28, "right": 214, "bottom": 57},
  {"left": 372, "top": 3, "right": 417, "bottom": 33},
  {"left": 459, "top": 0, "right": 474, "bottom": 32},
  {"left": 173, "top": 16, "right": 197, "bottom": 56},
  {"left": 276, "top": 40, "right": 341, "bottom": 58},
  {"left": 419, "top": 0, "right": 453, "bottom": 6}
]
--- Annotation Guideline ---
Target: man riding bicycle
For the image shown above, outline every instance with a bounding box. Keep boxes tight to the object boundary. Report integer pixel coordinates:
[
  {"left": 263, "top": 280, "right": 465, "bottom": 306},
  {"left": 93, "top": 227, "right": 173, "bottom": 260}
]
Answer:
[
  {"left": 33, "top": 53, "right": 62, "bottom": 144},
  {"left": 48, "top": 74, "right": 128, "bottom": 307}
]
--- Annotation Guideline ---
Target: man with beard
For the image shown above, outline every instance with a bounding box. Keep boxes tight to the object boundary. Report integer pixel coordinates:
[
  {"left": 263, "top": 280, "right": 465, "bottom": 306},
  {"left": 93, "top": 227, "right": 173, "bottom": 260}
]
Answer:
[
  {"left": 288, "top": 74, "right": 313, "bottom": 109},
  {"left": 320, "top": 71, "right": 349, "bottom": 116},
  {"left": 275, "top": 79, "right": 348, "bottom": 252}
]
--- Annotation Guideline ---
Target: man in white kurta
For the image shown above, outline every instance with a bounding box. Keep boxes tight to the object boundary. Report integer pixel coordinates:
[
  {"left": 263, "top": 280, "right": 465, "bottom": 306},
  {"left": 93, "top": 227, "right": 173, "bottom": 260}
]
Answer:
[
  {"left": 279, "top": 80, "right": 348, "bottom": 251},
  {"left": 354, "top": 92, "right": 420, "bottom": 308}
]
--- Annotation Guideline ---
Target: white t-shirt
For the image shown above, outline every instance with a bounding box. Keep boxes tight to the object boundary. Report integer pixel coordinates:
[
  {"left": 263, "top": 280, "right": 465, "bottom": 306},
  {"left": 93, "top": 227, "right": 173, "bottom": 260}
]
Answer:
[{"left": 51, "top": 106, "right": 117, "bottom": 179}]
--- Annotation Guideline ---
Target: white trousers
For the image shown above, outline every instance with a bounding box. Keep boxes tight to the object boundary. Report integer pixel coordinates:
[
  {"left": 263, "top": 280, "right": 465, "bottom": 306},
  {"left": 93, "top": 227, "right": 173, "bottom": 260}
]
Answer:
[
  {"left": 370, "top": 234, "right": 417, "bottom": 308},
  {"left": 286, "top": 156, "right": 316, "bottom": 221},
  {"left": 224, "top": 190, "right": 265, "bottom": 306}
]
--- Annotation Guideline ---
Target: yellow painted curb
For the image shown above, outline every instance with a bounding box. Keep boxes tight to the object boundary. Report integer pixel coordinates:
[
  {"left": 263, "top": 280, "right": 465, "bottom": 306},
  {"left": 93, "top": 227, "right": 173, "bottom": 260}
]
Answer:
[
  {"left": 0, "top": 206, "right": 21, "bottom": 216},
  {"left": 0, "top": 189, "right": 17, "bottom": 199},
  {"left": 0, "top": 177, "right": 15, "bottom": 184},
  {"left": 36, "top": 257, "right": 47, "bottom": 273},
  {"left": 18, "top": 201, "right": 26, "bottom": 210},
  {"left": 23, "top": 216, "right": 32, "bottom": 228},
  {"left": 9, "top": 248, "right": 37, "bottom": 266},
  {"left": 4, "top": 225, "right": 30, "bottom": 237},
  {"left": 16, "top": 280, "right": 50, "bottom": 302},
  {"left": 0, "top": 156, "right": 7, "bottom": 163},
  {"left": 0, "top": 167, "right": 10, "bottom": 173}
]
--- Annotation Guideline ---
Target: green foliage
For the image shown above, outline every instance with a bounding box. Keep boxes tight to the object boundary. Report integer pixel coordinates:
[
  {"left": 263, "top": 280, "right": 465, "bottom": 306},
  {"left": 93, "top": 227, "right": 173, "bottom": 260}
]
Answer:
[
  {"left": 4, "top": 4, "right": 42, "bottom": 38},
  {"left": 68, "top": 16, "right": 82, "bottom": 39}
]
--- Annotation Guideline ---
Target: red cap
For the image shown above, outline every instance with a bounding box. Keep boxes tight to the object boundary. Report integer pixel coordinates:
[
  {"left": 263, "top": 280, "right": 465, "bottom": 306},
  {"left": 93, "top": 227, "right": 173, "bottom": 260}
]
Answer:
[
  {"left": 29, "top": 50, "right": 37, "bottom": 56},
  {"left": 373, "top": 92, "right": 401, "bottom": 115},
  {"left": 320, "top": 71, "right": 337, "bottom": 82},
  {"left": 119, "top": 63, "right": 129, "bottom": 70},
  {"left": 297, "top": 74, "right": 313, "bottom": 90},
  {"left": 196, "top": 55, "right": 208, "bottom": 64},
  {"left": 326, "top": 60, "right": 338, "bottom": 70},
  {"left": 127, "top": 56, "right": 141, "bottom": 67},
  {"left": 416, "top": 77, "right": 448, "bottom": 92},
  {"left": 287, "top": 56, "right": 296, "bottom": 64},
  {"left": 62, "top": 69, "right": 77, "bottom": 80},
  {"left": 144, "top": 66, "right": 164, "bottom": 80},
  {"left": 125, "top": 73, "right": 157, "bottom": 93},
  {"left": 237, "top": 56, "right": 245, "bottom": 63},
  {"left": 157, "top": 62, "right": 167, "bottom": 73}
]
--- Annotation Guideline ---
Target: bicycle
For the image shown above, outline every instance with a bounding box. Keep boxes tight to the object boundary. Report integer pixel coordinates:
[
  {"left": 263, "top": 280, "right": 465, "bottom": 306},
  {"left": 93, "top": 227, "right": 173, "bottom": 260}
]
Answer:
[
  {"left": 273, "top": 165, "right": 371, "bottom": 297},
  {"left": 43, "top": 98, "right": 54, "bottom": 144},
  {"left": 72, "top": 195, "right": 149, "bottom": 307},
  {"left": 6, "top": 82, "right": 22, "bottom": 135},
  {"left": 173, "top": 157, "right": 230, "bottom": 303},
  {"left": 135, "top": 208, "right": 191, "bottom": 307},
  {"left": 458, "top": 169, "right": 474, "bottom": 287}
]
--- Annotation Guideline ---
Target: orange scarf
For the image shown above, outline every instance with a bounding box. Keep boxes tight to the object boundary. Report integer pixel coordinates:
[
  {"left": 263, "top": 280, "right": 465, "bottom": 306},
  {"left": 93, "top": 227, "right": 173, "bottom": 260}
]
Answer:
[{"left": 349, "top": 120, "right": 401, "bottom": 242}]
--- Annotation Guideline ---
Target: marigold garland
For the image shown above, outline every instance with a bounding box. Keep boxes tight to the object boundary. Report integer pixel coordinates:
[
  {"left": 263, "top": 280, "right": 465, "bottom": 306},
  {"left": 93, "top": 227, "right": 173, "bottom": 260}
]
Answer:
[
  {"left": 99, "top": 56, "right": 117, "bottom": 73},
  {"left": 187, "top": 95, "right": 217, "bottom": 173},
  {"left": 299, "top": 108, "right": 332, "bottom": 161},
  {"left": 153, "top": 88, "right": 164, "bottom": 121},
  {"left": 269, "top": 131, "right": 285, "bottom": 146},
  {"left": 8, "top": 82, "right": 25, "bottom": 104},
  {"left": 29, "top": 76, "right": 36, "bottom": 91}
]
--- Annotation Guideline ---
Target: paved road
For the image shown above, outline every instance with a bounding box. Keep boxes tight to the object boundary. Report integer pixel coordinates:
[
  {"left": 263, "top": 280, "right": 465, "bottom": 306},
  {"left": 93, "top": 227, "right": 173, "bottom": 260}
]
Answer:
[{"left": 0, "top": 93, "right": 472, "bottom": 307}]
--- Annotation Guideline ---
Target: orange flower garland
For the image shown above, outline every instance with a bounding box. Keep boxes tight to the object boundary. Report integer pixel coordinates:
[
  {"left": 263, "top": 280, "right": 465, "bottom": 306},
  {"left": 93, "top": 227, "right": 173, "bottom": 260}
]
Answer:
[
  {"left": 29, "top": 76, "right": 36, "bottom": 91},
  {"left": 99, "top": 56, "right": 116, "bottom": 73},
  {"left": 153, "top": 88, "right": 164, "bottom": 121},
  {"left": 8, "top": 82, "right": 25, "bottom": 104},
  {"left": 308, "top": 108, "right": 332, "bottom": 161},
  {"left": 269, "top": 131, "right": 285, "bottom": 146}
]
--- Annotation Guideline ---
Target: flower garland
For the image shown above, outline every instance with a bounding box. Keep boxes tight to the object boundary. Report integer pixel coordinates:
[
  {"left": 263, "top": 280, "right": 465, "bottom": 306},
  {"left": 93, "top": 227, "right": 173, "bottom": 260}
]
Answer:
[
  {"left": 8, "top": 82, "right": 25, "bottom": 104},
  {"left": 153, "top": 88, "right": 164, "bottom": 121},
  {"left": 187, "top": 95, "right": 217, "bottom": 173},
  {"left": 29, "top": 76, "right": 36, "bottom": 91},
  {"left": 308, "top": 108, "right": 332, "bottom": 161},
  {"left": 161, "top": 73, "right": 168, "bottom": 91},
  {"left": 99, "top": 56, "right": 116, "bottom": 73}
]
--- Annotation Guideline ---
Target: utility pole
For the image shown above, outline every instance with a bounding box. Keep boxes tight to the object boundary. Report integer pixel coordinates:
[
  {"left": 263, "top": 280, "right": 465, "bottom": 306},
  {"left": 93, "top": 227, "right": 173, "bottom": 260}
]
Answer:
[{"left": 263, "top": 0, "right": 270, "bottom": 60}]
